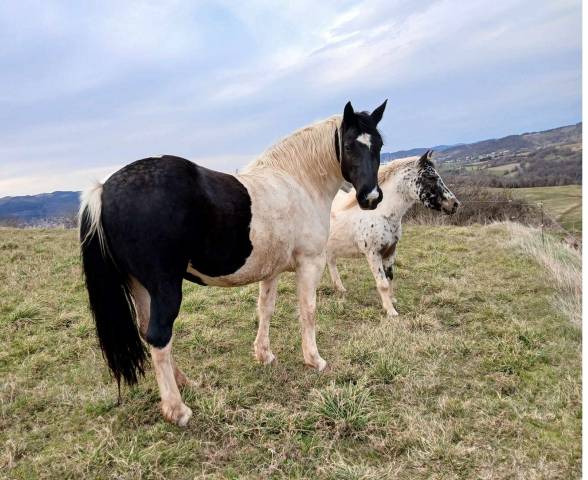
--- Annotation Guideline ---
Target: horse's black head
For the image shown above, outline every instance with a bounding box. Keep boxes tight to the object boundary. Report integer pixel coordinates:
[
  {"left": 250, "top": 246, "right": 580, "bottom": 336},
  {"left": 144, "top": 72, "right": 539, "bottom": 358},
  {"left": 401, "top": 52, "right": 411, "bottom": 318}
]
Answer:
[
  {"left": 415, "top": 150, "right": 460, "bottom": 214},
  {"left": 338, "top": 100, "right": 387, "bottom": 210}
]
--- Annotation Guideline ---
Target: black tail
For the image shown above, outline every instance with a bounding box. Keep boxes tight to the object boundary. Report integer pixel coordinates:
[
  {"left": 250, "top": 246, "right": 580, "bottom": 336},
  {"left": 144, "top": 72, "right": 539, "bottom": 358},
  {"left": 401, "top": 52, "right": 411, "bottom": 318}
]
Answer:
[{"left": 80, "top": 204, "right": 147, "bottom": 387}]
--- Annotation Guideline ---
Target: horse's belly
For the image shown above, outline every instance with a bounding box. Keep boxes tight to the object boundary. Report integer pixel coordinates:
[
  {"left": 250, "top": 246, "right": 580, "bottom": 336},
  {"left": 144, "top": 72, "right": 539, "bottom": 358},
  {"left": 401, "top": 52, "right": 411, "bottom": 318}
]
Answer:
[
  {"left": 185, "top": 238, "right": 293, "bottom": 287},
  {"left": 185, "top": 264, "right": 259, "bottom": 287}
]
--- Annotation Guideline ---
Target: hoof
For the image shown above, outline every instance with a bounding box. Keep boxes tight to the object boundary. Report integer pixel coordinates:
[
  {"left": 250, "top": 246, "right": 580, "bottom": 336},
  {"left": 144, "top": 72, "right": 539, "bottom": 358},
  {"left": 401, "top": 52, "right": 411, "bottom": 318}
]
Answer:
[
  {"left": 254, "top": 347, "right": 277, "bottom": 365},
  {"left": 387, "top": 309, "right": 399, "bottom": 318},
  {"left": 261, "top": 352, "right": 277, "bottom": 365},
  {"left": 316, "top": 357, "right": 328, "bottom": 372},
  {"left": 305, "top": 357, "right": 328, "bottom": 372},
  {"left": 335, "top": 286, "right": 347, "bottom": 294},
  {"left": 161, "top": 401, "right": 193, "bottom": 427}
]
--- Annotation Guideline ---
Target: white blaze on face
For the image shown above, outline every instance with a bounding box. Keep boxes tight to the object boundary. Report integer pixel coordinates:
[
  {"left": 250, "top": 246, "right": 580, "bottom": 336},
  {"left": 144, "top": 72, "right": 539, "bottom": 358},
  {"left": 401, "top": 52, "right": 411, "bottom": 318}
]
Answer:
[{"left": 356, "top": 133, "right": 372, "bottom": 148}]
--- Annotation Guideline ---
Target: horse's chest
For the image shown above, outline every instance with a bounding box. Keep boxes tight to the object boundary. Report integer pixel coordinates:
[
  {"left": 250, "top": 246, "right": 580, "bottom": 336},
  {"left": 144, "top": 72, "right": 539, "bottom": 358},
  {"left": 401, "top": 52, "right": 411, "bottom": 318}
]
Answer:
[{"left": 356, "top": 216, "right": 400, "bottom": 255}]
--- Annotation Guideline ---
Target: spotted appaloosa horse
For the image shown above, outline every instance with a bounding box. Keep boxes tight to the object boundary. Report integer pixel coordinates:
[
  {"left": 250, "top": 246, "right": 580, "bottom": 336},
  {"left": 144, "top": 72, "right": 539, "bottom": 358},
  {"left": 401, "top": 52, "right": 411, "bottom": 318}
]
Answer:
[
  {"left": 79, "top": 100, "right": 387, "bottom": 426},
  {"left": 326, "top": 150, "right": 459, "bottom": 317}
]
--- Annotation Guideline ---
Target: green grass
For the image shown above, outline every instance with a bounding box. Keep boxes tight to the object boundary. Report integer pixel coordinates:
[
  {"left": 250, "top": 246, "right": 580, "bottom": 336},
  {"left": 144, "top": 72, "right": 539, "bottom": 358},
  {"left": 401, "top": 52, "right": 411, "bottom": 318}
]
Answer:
[
  {"left": 502, "top": 185, "right": 582, "bottom": 234},
  {"left": 0, "top": 225, "right": 581, "bottom": 479},
  {"left": 486, "top": 162, "right": 519, "bottom": 176},
  {"left": 462, "top": 160, "right": 489, "bottom": 171}
]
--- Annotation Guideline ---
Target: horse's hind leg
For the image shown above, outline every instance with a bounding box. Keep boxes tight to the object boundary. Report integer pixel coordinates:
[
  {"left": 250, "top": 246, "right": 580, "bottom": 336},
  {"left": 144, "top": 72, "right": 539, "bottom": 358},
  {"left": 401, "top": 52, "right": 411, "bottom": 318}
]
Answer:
[
  {"left": 132, "top": 277, "right": 192, "bottom": 426},
  {"left": 327, "top": 252, "right": 346, "bottom": 293},
  {"left": 254, "top": 276, "right": 279, "bottom": 365},
  {"left": 366, "top": 251, "right": 398, "bottom": 317},
  {"left": 130, "top": 277, "right": 194, "bottom": 388},
  {"left": 130, "top": 276, "right": 151, "bottom": 338},
  {"left": 151, "top": 339, "right": 192, "bottom": 426}
]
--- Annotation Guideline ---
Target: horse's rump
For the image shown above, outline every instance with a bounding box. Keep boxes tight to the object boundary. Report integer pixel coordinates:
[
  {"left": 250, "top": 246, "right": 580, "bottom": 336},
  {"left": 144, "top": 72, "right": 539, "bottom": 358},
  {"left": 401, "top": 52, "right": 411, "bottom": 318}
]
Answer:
[{"left": 100, "top": 156, "right": 254, "bottom": 286}]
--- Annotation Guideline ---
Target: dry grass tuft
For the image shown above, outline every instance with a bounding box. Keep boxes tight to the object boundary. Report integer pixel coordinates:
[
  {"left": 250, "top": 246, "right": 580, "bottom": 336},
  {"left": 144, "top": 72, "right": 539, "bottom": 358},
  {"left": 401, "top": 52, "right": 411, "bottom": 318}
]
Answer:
[
  {"left": 309, "top": 380, "right": 374, "bottom": 437},
  {"left": 504, "top": 221, "right": 581, "bottom": 325}
]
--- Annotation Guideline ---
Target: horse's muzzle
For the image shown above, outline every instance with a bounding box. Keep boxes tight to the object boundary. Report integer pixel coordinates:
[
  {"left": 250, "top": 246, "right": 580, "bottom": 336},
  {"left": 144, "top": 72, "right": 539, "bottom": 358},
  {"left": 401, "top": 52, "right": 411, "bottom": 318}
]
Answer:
[
  {"left": 442, "top": 197, "right": 461, "bottom": 215},
  {"left": 358, "top": 186, "right": 383, "bottom": 210}
]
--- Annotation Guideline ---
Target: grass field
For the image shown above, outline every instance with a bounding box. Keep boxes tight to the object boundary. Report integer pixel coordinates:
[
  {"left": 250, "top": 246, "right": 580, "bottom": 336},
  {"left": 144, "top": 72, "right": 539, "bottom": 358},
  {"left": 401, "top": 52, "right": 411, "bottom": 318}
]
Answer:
[
  {"left": 462, "top": 161, "right": 488, "bottom": 171},
  {"left": 0, "top": 225, "right": 581, "bottom": 479},
  {"left": 507, "top": 185, "right": 582, "bottom": 234},
  {"left": 484, "top": 185, "right": 583, "bottom": 235},
  {"left": 485, "top": 162, "right": 519, "bottom": 176}
]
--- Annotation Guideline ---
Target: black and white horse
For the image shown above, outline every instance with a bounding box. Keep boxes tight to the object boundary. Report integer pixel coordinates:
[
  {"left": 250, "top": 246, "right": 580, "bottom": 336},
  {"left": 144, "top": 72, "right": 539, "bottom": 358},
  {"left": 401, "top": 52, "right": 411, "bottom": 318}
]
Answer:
[
  {"left": 79, "top": 100, "right": 387, "bottom": 426},
  {"left": 326, "top": 151, "right": 459, "bottom": 316}
]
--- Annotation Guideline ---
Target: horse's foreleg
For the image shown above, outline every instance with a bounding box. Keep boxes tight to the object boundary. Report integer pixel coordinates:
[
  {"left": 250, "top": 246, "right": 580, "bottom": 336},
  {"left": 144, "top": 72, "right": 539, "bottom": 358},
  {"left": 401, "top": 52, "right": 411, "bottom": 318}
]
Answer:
[
  {"left": 382, "top": 253, "right": 398, "bottom": 305},
  {"left": 327, "top": 252, "right": 346, "bottom": 293},
  {"left": 366, "top": 252, "right": 398, "bottom": 317},
  {"left": 296, "top": 256, "right": 327, "bottom": 371},
  {"left": 254, "top": 276, "right": 279, "bottom": 365}
]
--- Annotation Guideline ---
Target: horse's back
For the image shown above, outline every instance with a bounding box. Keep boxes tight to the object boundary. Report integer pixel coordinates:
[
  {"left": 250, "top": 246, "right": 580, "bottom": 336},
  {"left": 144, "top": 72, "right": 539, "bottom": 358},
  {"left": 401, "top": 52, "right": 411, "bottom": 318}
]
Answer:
[{"left": 101, "top": 156, "right": 253, "bottom": 285}]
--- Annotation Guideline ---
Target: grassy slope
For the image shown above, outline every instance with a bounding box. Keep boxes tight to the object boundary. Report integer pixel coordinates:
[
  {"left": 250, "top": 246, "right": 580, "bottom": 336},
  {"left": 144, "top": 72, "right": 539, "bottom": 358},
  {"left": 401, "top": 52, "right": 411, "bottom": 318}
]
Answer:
[
  {"left": 485, "top": 163, "right": 519, "bottom": 176},
  {"left": 485, "top": 185, "right": 581, "bottom": 234},
  {"left": 0, "top": 226, "right": 581, "bottom": 479},
  {"left": 503, "top": 185, "right": 582, "bottom": 234}
]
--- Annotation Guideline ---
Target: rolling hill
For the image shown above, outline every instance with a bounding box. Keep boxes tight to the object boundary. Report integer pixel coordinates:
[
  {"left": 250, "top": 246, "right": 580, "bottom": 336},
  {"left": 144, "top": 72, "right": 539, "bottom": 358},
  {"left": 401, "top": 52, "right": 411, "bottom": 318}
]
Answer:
[
  {"left": 0, "top": 191, "right": 80, "bottom": 226},
  {"left": 382, "top": 123, "right": 581, "bottom": 165},
  {"left": 0, "top": 123, "right": 581, "bottom": 226},
  {"left": 383, "top": 123, "right": 582, "bottom": 189}
]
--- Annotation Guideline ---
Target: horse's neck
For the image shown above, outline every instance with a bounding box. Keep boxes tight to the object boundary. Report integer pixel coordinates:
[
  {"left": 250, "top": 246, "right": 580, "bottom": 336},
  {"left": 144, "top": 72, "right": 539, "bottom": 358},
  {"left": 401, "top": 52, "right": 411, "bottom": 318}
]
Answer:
[
  {"left": 311, "top": 174, "right": 346, "bottom": 215},
  {"left": 379, "top": 174, "right": 416, "bottom": 219},
  {"left": 244, "top": 117, "right": 343, "bottom": 216}
]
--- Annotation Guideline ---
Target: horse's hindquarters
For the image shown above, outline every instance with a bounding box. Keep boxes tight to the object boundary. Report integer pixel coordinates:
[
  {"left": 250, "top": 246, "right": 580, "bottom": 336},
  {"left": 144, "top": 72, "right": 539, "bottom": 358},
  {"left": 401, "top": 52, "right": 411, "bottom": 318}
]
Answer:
[{"left": 101, "top": 156, "right": 256, "bottom": 290}]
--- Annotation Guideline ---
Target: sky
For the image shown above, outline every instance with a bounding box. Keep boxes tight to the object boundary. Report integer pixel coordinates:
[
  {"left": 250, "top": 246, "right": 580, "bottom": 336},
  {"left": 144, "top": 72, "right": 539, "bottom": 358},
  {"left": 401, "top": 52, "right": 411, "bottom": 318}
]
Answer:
[{"left": 0, "top": 0, "right": 581, "bottom": 196}]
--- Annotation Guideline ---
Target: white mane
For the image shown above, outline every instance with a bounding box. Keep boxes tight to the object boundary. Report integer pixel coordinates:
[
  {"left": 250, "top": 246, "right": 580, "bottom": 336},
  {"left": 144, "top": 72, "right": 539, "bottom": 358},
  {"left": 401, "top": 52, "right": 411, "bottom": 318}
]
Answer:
[{"left": 242, "top": 116, "right": 342, "bottom": 192}]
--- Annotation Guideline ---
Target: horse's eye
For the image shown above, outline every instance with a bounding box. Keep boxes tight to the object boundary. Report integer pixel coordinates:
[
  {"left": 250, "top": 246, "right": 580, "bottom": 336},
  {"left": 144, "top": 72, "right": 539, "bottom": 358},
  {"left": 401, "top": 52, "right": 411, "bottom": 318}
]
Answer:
[{"left": 344, "top": 144, "right": 352, "bottom": 152}]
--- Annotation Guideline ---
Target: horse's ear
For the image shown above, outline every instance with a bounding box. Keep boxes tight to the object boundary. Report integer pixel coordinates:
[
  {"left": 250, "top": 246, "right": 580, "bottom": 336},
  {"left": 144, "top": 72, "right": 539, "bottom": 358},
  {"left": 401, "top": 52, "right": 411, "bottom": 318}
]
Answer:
[
  {"left": 342, "top": 101, "right": 356, "bottom": 127},
  {"left": 371, "top": 99, "right": 387, "bottom": 124},
  {"left": 418, "top": 149, "right": 434, "bottom": 167}
]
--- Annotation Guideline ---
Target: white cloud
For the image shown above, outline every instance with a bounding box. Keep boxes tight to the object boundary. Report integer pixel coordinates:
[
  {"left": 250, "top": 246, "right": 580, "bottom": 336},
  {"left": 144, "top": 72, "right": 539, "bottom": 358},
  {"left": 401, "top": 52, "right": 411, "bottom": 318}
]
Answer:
[
  {"left": 0, "top": 154, "right": 255, "bottom": 197},
  {"left": 0, "top": 0, "right": 580, "bottom": 196},
  {"left": 0, "top": 165, "right": 120, "bottom": 197}
]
